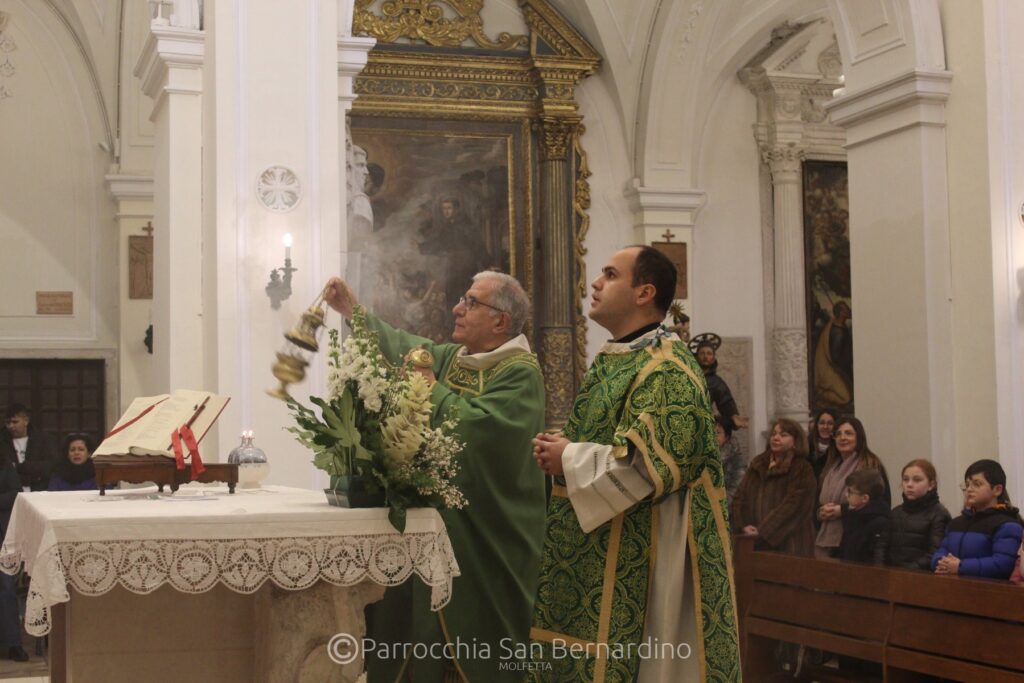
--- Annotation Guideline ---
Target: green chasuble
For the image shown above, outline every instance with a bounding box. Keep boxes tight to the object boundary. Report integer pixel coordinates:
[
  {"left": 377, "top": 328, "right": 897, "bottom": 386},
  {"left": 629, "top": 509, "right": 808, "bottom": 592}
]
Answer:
[
  {"left": 361, "top": 310, "right": 548, "bottom": 683},
  {"left": 529, "top": 331, "right": 741, "bottom": 683}
]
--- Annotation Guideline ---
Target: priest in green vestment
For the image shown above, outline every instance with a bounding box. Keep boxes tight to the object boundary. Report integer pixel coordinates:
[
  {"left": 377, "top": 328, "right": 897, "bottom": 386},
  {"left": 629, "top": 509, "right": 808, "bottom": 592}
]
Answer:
[
  {"left": 531, "top": 246, "right": 741, "bottom": 683},
  {"left": 325, "top": 271, "right": 547, "bottom": 683}
]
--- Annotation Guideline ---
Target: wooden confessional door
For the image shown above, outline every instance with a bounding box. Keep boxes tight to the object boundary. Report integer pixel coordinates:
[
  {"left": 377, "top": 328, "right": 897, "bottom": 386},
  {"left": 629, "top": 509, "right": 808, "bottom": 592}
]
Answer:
[{"left": 0, "top": 359, "right": 106, "bottom": 447}]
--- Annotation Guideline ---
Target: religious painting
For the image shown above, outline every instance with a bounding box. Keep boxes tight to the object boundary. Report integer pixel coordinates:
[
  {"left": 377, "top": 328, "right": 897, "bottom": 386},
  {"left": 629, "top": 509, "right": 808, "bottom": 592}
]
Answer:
[
  {"left": 652, "top": 241, "right": 687, "bottom": 299},
  {"left": 803, "top": 160, "right": 853, "bottom": 414},
  {"left": 129, "top": 234, "right": 154, "bottom": 299},
  {"left": 348, "top": 117, "right": 530, "bottom": 344}
]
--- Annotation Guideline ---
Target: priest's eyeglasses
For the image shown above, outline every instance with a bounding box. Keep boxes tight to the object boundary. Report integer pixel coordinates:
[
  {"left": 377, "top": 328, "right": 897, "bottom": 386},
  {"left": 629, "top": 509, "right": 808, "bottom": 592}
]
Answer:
[{"left": 458, "top": 295, "right": 507, "bottom": 315}]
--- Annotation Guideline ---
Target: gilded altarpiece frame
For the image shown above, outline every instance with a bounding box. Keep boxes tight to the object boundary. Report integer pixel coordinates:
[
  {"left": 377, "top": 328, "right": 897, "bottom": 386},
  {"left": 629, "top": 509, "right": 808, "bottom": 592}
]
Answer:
[{"left": 351, "top": 0, "right": 600, "bottom": 427}]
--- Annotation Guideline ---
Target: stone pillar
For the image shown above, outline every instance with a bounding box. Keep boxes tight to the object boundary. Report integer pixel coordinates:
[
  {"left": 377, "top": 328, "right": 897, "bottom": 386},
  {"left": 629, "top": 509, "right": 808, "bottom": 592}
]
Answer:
[
  {"left": 739, "top": 20, "right": 846, "bottom": 423},
  {"left": 135, "top": 23, "right": 205, "bottom": 393},
  {"left": 764, "top": 145, "right": 809, "bottom": 422}
]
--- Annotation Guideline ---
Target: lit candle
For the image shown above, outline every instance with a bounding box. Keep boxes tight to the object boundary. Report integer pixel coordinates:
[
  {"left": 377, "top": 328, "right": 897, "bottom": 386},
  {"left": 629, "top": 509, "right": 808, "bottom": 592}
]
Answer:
[{"left": 282, "top": 233, "right": 293, "bottom": 261}]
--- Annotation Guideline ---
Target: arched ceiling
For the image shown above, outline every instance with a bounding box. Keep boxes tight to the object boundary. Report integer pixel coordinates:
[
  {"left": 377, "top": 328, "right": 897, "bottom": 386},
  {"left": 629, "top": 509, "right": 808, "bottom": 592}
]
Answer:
[
  {"left": 549, "top": 0, "right": 945, "bottom": 189},
  {"left": 31, "top": 0, "right": 119, "bottom": 148},
  {"left": 550, "top": 0, "right": 828, "bottom": 188}
]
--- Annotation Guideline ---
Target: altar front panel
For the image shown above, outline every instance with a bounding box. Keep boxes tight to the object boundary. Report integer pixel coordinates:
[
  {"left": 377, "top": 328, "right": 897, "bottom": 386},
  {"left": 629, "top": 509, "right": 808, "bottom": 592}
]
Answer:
[
  {"left": 52, "top": 580, "right": 385, "bottom": 683},
  {"left": 58, "top": 584, "right": 256, "bottom": 683}
]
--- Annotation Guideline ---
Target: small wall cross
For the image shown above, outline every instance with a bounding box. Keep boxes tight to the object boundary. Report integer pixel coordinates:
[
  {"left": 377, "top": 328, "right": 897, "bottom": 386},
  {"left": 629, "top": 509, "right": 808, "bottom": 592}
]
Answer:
[
  {"left": 142, "top": 221, "right": 154, "bottom": 236},
  {"left": 660, "top": 230, "right": 675, "bottom": 243}
]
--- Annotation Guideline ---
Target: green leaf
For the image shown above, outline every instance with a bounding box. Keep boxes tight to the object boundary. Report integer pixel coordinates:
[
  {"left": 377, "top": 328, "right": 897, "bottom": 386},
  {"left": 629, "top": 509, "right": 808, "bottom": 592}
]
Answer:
[
  {"left": 388, "top": 504, "right": 407, "bottom": 534},
  {"left": 353, "top": 443, "right": 374, "bottom": 462},
  {"left": 310, "top": 396, "right": 341, "bottom": 427},
  {"left": 339, "top": 388, "right": 355, "bottom": 423},
  {"left": 313, "top": 450, "right": 343, "bottom": 475}
]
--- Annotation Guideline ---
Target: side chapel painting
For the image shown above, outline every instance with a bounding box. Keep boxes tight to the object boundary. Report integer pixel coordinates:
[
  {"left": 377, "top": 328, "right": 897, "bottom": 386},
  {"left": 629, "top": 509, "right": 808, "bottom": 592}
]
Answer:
[
  {"left": 347, "top": 118, "right": 522, "bottom": 344},
  {"left": 803, "top": 160, "right": 854, "bottom": 414}
]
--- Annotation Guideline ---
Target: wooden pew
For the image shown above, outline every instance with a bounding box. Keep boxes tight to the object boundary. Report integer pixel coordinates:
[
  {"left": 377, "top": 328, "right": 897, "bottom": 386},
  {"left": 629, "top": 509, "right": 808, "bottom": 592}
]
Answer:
[{"left": 732, "top": 534, "right": 1024, "bottom": 682}]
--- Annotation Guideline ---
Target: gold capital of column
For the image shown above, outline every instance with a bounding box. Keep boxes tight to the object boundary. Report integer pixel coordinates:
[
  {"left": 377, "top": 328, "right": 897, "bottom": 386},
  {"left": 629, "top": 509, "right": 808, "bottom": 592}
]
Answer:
[{"left": 539, "top": 116, "right": 578, "bottom": 161}]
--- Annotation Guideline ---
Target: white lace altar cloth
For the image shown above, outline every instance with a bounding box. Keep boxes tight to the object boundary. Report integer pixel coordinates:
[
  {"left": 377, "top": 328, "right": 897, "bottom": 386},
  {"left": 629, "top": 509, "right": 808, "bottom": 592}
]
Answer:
[{"left": 0, "top": 486, "right": 459, "bottom": 636}]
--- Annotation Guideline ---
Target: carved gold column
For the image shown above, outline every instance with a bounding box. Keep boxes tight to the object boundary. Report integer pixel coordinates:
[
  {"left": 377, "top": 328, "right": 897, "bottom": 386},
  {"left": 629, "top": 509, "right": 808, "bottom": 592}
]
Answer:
[
  {"left": 528, "top": 29, "right": 596, "bottom": 427},
  {"left": 537, "top": 114, "right": 578, "bottom": 426}
]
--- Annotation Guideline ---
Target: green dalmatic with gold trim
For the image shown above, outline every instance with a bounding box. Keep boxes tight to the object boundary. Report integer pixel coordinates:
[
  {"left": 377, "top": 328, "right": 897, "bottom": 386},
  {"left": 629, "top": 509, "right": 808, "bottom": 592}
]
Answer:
[
  {"left": 529, "top": 336, "right": 741, "bottom": 683},
  {"left": 361, "top": 312, "right": 548, "bottom": 683}
]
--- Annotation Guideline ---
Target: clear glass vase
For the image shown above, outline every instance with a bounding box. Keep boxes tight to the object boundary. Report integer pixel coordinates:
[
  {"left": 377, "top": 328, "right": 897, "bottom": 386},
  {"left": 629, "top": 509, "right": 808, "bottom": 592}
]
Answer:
[{"left": 227, "top": 431, "right": 269, "bottom": 489}]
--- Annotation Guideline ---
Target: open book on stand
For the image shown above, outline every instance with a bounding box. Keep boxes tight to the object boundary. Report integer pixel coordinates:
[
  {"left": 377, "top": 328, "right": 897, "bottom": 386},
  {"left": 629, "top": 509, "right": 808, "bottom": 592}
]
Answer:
[{"left": 95, "top": 389, "right": 229, "bottom": 459}]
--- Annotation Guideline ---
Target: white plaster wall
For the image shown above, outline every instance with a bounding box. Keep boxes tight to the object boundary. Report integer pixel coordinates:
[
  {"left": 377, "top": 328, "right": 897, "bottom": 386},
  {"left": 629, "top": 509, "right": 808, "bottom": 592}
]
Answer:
[
  {"left": 938, "top": 0, "right": 999, "bottom": 489},
  {"left": 118, "top": 0, "right": 155, "bottom": 171},
  {"left": 63, "top": 0, "right": 119, "bottom": 143},
  {"left": 116, "top": 208, "right": 157, "bottom": 413},
  {"left": 107, "top": 2, "right": 156, "bottom": 416},
  {"left": 0, "top": 0, "right": 116, "bottom": 352},
  {"left": 574, "top": 70, "right": 635, "bottom": 359},
  {"left": 694, "top": 78, "right": 769, "bottom": 449},
  {"left": 207, "top": 0, "right": 342, "bottom": 489},
  {"left": 982, "top": 0, "right": 1024, "bottom": 501},
  {"left": 554, "top": 0, "right": 662, "bottom": 161}
]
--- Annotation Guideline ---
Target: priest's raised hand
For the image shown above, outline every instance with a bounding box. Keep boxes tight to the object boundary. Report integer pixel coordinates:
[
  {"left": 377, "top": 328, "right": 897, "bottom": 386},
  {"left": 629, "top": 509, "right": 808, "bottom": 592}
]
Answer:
[{"left": 323, "top": 276, "right": 357, "bottom": 319}]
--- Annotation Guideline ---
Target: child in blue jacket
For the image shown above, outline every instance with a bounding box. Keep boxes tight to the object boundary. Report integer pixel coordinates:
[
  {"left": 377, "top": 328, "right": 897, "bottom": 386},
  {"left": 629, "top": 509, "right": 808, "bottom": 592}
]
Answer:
[{"left": 932, "top": 459, "right": 1023, "bottom": 580}]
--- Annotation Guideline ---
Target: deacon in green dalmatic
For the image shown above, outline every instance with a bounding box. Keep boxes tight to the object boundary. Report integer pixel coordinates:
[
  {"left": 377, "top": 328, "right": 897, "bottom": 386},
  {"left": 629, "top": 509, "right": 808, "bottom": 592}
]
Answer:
[
  {"left": 325, "top": 271, "right": 546, "bottom": 683},
  {"left": 531, "top": 246, "right": 741, "bottom": 683}
]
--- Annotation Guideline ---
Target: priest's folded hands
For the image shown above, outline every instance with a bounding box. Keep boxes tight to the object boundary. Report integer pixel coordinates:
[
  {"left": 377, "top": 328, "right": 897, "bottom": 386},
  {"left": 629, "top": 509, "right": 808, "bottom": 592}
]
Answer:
[{"left": 532, "top": 432, "right": 568, "bottom": 476}]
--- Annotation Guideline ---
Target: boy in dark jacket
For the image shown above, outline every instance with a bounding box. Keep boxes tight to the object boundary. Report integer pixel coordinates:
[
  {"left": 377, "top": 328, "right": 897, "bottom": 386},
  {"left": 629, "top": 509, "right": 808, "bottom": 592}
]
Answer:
[
  {"left": 932, "top": 459, "right": 1023, "bottom": 579},
  {"left": 838, "top": 469, "right": 890, "bottom": 564}
]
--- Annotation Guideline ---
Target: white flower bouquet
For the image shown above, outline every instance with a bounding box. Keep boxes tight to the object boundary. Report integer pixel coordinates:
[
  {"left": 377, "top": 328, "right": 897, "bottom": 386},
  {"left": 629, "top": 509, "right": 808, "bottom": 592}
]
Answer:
[{"left": 286, "top": 307, "right": 467, "bottom": 531}]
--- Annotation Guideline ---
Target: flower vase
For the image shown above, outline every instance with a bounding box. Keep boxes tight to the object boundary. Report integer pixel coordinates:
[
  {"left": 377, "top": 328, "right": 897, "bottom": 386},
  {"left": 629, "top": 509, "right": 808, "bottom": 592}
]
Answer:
[{"left": 325, "top": 474, "right": 386, "bottom": 508}]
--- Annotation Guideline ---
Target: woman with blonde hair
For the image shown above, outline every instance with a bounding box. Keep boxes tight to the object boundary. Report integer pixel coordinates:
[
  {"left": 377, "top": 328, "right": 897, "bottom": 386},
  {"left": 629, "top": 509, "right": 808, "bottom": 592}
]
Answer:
[
  {"left": 731, "top": 418, "right": 817, "bottom": 556},
  {"left": 815, "top": 416, "right": 890, "bottom": 559}
]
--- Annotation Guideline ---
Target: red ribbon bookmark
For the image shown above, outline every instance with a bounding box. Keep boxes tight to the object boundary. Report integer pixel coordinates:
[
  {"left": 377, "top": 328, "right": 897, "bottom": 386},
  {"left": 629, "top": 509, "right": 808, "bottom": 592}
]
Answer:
[
  {"left": 181, "top": 425, "right": 205, "bottom": 477},
  {"left": 170, "top": 425, "right": 205, "bottom": 477}
]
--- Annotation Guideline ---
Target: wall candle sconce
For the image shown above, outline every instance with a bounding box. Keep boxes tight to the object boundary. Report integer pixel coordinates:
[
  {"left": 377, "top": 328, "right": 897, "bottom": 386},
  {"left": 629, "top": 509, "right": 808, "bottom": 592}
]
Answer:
[{"left": 266, "top": 233, "right": 297, "bottom": 309}]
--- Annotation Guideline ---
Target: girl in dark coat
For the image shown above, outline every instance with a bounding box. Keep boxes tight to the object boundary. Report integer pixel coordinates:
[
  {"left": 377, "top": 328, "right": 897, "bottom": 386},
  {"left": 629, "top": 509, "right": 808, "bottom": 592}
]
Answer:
[
  {"left": 731, "top": 419, "right": 817, "bottom": 556},
  {"left": 932, "top": 459, "right": 1023, "bottom": 580},
  {"left": 48, "top": 433, "right": 97, "bottom": 492},
  {"left": 887, "top": 459, "right": 951, "bottom": 569}
]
